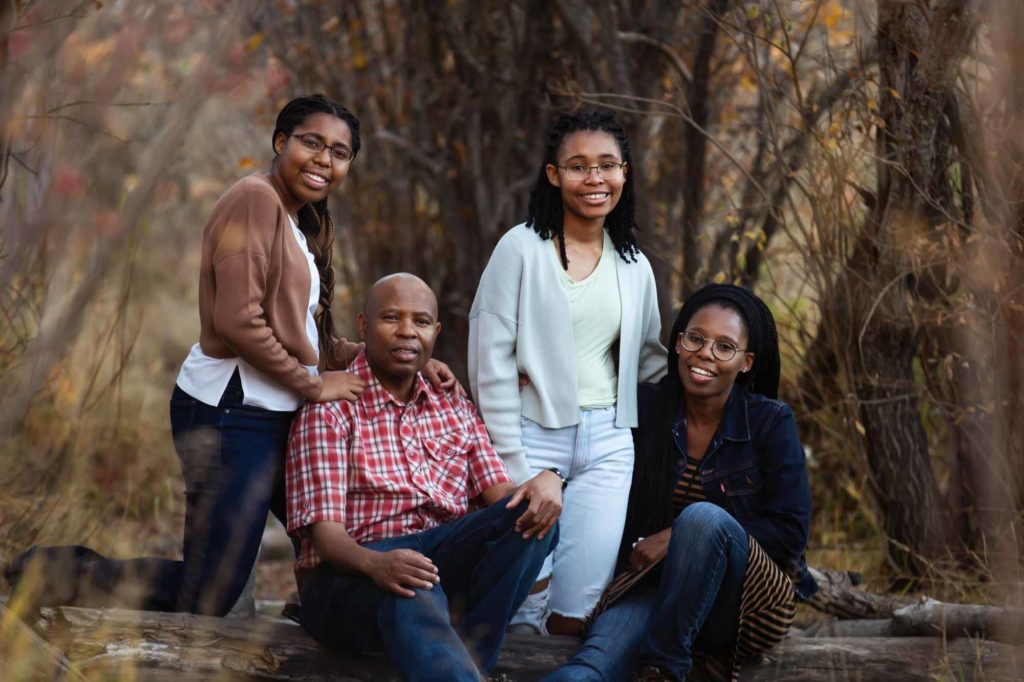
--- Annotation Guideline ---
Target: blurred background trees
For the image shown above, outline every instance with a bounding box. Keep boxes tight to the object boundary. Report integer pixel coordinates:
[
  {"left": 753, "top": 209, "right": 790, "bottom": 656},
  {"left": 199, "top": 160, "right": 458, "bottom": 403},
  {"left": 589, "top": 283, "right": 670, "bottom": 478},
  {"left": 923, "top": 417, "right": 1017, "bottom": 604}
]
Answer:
[{"left": 2, "top": 0, "right": 1022, "bottom": 602}]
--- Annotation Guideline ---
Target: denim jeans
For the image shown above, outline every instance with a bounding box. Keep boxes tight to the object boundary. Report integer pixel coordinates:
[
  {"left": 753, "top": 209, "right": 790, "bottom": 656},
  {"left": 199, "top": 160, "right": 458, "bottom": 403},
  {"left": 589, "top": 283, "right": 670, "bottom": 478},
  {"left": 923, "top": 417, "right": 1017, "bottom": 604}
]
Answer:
[
  {"left": 515, "top": 406, "right": 634, "bottom": 623},
  {"left": 5, "top": 372, "right": 294, "bottom": 616},
  {"left": 298, "top": 498, "right": 557, "bottom": 682},
  {"left": 541, "top": 503, "right": 748, "bottom": 682}
]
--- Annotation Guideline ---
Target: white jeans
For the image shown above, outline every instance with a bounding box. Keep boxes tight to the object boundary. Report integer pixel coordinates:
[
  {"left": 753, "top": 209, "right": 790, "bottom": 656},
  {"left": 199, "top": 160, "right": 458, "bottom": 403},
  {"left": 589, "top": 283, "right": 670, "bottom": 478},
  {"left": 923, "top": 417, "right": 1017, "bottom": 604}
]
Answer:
[{"left": 516, "top": 406, "right": 634, "bottom": 621}]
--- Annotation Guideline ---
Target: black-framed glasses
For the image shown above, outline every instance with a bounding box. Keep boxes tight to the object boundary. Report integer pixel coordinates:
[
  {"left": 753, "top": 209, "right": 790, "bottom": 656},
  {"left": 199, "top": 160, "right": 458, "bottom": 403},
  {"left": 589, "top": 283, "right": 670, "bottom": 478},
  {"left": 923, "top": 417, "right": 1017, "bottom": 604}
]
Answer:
[
  {"left": 556, "top": 161, "right": 626, "bottom": 182},
  {"left": 677, "top": 330, "right": 750, "bottom": 362},
  {"left": 291, "top": 133, "right": 353, "bottom": 163}
]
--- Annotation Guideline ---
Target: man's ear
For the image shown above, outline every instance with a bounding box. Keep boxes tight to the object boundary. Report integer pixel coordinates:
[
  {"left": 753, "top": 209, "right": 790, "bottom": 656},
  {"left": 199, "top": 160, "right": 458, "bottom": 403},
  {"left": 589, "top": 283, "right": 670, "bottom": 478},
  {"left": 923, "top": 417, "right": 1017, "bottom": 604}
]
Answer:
[
  {"left": 357, "top": 312, "right": 367, "bottom": 341},
  {"left": 545, "top": 163, "right": 561, "bottom": 188}
]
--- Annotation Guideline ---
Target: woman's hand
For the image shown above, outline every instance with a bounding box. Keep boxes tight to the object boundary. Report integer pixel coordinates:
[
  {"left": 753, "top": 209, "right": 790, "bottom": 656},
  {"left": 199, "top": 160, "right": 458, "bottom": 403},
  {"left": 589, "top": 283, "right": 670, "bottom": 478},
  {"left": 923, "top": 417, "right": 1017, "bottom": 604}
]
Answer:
[
  {"left": 506, "top": 470, "right": 563, "bottom": 540},
  {"left": 628, "top": 528, "right": 671, "bottom": 571},
  {"left": 313, "top": 370, "right": 366, "bottom": 403},
  {"left": 423, "top": 359, "right": 466, "bottom": 398},
  {"left": 331, "top": 336, "right": 364, "bottom": 369}
]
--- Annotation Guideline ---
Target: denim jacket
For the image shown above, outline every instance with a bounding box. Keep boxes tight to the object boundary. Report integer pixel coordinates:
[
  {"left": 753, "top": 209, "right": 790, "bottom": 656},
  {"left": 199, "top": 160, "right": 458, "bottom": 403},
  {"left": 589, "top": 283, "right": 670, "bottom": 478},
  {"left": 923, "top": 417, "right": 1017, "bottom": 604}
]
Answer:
[{"left": 638, "top": 382, "right": 818, "bottom": 600}]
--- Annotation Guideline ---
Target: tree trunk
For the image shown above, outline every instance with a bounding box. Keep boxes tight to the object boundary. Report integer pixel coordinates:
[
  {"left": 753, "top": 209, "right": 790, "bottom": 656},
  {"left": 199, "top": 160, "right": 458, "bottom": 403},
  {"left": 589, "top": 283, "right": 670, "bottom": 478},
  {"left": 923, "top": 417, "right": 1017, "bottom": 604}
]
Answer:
[{"left": 830, "top": 0, "right": 981, "bottom": 578}]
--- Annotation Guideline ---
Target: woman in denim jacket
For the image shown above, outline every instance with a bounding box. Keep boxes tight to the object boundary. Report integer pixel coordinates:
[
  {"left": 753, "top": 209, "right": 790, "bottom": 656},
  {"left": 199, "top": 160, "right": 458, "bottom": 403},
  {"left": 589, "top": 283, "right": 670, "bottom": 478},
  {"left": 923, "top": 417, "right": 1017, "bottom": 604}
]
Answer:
[{"left": 544, "top": 283, "right": 816, "bottom": 682}]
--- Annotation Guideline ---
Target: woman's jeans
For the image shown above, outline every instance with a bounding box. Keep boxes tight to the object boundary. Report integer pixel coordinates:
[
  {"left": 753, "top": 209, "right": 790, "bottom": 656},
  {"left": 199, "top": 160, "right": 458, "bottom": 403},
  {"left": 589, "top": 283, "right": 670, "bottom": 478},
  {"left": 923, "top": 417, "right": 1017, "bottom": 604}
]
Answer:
[
  {"left": 514, "top": 406, "right": 634, "bottom": 623},
  {"left": 5, "top": 372, "right": 295, "bottom": 616},
  {"left": 541, "top": 503, "right": 749, "bottom": 682}
]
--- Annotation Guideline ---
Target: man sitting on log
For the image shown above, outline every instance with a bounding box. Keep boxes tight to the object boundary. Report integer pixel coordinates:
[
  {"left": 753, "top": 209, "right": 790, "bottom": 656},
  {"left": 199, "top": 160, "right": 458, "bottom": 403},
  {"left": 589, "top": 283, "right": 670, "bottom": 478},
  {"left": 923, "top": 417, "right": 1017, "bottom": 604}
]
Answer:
[{"left": 285, "top": 273, "right": 562, "bottom": 682}]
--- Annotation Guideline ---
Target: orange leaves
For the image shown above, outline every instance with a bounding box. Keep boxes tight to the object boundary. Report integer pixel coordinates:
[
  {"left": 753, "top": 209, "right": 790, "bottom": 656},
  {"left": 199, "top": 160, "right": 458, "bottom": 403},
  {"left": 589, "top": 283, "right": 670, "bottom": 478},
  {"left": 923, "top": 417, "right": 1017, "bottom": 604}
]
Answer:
[
  {"left": 820, "top": 0, "right": 853, "bottom": 46},
  {"left": 245, "top": 33, "right": 264, "bottom": 52}
]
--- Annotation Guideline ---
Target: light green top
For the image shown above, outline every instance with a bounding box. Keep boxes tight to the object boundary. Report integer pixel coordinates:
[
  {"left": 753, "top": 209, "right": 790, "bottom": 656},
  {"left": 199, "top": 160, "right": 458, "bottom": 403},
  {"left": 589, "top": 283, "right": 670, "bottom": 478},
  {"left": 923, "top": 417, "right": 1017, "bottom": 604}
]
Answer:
[{"left": 553, "top": 231, "right": 620, "bottom": 408}]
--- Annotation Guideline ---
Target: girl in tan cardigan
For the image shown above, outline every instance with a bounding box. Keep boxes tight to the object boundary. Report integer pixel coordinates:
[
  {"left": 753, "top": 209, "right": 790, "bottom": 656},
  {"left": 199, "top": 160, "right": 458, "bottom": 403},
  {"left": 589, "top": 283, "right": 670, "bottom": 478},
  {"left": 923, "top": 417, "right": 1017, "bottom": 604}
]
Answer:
[{"left": 6, "top": 94, "right": 458, "bottom": 616}]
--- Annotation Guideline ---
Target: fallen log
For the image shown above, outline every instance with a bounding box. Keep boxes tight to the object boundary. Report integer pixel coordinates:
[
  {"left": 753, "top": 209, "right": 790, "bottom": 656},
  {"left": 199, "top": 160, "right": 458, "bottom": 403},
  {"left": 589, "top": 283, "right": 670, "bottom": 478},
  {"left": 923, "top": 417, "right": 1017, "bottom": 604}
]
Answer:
[
  {"left": 30, "top": 606, "right": 1024, "bottom": 681},
  {"left": 0, "top": 602, "right": 87, "bottom": 682},
  {"left": 891, "top": 598, "right": 1024, "bottom": 645},
  {"left": 798, "top": 570, "right": 1024, "bottom": 645},
  {"left": 805, "top": 566, "right": 912, "bottom": 619}
]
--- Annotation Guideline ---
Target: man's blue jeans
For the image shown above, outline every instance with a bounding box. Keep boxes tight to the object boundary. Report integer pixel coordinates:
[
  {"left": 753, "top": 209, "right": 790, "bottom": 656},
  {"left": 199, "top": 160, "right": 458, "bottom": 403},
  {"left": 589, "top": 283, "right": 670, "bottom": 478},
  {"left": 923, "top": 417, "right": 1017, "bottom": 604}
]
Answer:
[
  {"left": 298, "top": 498, "right": 558, "bottom": 682},
  {"left": 542, "top": 502, "right": 748, "bottom": 682},
  {"left": 5, "top": 373, "right": 294, "bottom": 616}
]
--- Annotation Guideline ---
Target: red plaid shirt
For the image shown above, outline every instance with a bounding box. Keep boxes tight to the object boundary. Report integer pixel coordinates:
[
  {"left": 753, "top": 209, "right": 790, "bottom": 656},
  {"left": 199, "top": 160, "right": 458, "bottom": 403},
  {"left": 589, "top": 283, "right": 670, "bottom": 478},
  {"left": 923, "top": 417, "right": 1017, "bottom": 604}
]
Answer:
[{"left": 285, "top": 351, "right": 512, "bottom": 569}]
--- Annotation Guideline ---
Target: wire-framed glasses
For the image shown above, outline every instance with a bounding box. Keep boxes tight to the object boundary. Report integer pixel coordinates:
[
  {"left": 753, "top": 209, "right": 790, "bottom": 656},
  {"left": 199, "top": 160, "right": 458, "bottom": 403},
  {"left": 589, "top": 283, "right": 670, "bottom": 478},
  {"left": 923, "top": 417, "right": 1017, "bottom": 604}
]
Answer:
[
  {"left": 677, "top": 330, "right": 750, "bottom": 362},
  {"left": 556, "top": 161, "right": 626, "bottom": 182}
]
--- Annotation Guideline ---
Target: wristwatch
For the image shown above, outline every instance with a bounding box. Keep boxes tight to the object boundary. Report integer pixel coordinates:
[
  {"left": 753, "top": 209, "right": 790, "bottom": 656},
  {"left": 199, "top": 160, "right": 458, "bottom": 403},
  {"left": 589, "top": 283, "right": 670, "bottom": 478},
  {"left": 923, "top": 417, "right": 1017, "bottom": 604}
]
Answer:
[{"left": 545, "top": 467, "right": 569, "bottom": 491}]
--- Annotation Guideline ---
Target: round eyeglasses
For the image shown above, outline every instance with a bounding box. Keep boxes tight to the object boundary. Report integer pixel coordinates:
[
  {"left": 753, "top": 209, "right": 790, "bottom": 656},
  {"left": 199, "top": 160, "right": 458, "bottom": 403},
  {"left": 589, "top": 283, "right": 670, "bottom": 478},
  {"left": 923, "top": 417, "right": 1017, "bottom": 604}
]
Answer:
[
  {"left": 556, "top": 161, "right": 626, "bottom": 182},
  {"left": 677, "top": 330, "right": 750, "bottom": 362}
]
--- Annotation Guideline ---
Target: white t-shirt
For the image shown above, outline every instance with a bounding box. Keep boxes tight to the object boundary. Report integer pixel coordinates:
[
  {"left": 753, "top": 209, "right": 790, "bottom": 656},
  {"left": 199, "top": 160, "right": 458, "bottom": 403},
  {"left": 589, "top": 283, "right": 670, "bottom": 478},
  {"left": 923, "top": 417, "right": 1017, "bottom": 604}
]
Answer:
[{"left": 176, "top": 217, "right": 320, "bottom": 411}]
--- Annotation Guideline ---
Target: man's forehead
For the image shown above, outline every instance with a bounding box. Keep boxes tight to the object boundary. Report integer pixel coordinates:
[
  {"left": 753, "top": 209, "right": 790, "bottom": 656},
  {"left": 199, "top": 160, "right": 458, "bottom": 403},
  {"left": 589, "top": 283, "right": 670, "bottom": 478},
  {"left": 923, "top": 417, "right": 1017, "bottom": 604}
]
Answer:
[{"left": 366, "top": 277, "right": 437, "bottom": 314}]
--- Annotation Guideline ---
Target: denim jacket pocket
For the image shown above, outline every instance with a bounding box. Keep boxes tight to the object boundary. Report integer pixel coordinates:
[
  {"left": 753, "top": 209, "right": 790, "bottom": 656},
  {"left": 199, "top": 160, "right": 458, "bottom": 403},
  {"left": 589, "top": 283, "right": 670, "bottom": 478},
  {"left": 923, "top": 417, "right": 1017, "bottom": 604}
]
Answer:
[
  {"left": 705, "top": 464, "right": 763, "bottom": 518},
  {"left": 723, "top": 468, "right": 763, "bottom": 496}
]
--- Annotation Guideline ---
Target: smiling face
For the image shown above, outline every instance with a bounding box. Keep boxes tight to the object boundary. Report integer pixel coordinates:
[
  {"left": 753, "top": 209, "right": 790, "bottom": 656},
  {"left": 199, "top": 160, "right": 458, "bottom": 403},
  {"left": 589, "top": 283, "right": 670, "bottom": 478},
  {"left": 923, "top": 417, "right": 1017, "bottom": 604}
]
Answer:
[
  {"left": 357, "top": 274, "right": 441, "bottom": 402},
  {"left": 545, "top": 130, "right": 626, "bottom": 230},
  {"left": 271, "top": 112, "right": 353, "bottom": 215},
  {"left": 677, "top": 304, "right": 755, "bottom": 402}
]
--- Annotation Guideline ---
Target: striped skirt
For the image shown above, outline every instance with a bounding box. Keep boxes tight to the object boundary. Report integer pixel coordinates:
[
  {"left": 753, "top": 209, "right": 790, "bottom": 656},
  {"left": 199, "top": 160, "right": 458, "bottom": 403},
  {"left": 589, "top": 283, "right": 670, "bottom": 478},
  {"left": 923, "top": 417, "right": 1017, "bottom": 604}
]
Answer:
[{"left": 589, "top": 533, "right": 795, "bottom": 681}]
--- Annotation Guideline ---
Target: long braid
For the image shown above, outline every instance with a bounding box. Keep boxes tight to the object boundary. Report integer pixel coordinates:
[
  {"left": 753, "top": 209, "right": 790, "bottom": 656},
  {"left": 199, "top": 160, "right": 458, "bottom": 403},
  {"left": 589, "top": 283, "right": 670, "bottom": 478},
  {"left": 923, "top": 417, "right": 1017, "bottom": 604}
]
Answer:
[
  {"left": 298, "top": 200, "right": 338, "bottom": 366},
  {"left": 526, "top": 110, "right": 640, "bottom": 269}
]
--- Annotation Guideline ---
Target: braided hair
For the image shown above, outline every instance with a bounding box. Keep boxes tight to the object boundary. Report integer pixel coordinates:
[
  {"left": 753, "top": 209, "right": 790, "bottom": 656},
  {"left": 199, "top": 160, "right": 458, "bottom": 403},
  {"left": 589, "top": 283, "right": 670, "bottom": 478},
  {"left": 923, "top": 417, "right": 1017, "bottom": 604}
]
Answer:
[
  {"left": 620, "top": 283, "right": 782, "bottom": 549},
  {"left": 525, "top": 110, "right": 639, "bottom": 269},
  {"left": 271, "top": 94, "right": 360, "bottom": 367}
]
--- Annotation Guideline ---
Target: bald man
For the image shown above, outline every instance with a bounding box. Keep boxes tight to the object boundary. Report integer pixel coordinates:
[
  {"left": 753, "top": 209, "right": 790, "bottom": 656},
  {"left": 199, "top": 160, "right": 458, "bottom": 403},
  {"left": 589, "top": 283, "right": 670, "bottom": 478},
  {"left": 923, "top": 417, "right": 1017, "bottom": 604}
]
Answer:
[{"left": 285, "top": 274, "right": 562, "bottom": 682}]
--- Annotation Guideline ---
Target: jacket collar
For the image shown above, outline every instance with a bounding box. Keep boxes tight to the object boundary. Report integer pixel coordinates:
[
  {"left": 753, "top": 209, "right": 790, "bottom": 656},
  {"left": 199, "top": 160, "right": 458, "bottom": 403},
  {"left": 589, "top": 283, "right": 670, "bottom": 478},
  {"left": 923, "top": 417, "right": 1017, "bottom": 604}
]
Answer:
[
  {"left": 348, "top": 351, "right": 434, "bottom": 422},
  {"left": 720, "top": 384, "right": 752, "bottom": 443}
]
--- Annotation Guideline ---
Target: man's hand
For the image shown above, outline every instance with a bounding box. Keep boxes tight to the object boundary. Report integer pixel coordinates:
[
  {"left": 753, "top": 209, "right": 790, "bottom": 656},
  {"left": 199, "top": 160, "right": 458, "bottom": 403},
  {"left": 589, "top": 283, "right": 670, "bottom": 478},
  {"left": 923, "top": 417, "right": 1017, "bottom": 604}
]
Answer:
[
  {"left": 364, "top": 548, "right": 440, "bottom": 598},
  {"left": 314, "top": 370, "right": 367, "bottom": 403},
  {"left": 423, "top": 359, "right": 466, "bottom": 398},
  {"left": 628, "top": 528, "right": 671, "bottom": 571},
  {"left": 505, "top": 470, "right": 562, "bottom": 540}
]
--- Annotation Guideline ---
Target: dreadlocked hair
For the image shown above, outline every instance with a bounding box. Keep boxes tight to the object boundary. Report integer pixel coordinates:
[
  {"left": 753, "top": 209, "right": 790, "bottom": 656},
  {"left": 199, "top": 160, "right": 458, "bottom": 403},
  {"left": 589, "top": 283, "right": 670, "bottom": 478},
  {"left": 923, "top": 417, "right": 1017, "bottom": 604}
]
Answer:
[
  {"left": 525, "top": 109, "right": 639, "bottom": 269},
  {"left": 619, "top": 283, "right": 783, "bottom": 553},
  {"left": 272, "top": 94, "right": 360, "bottom": 368}
]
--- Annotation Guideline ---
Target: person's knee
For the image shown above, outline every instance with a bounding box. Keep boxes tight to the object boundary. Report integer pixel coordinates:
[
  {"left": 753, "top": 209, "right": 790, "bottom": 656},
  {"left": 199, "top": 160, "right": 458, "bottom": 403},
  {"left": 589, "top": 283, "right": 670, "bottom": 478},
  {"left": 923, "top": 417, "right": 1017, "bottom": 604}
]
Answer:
[
  {"left": 386, "top": 586, "right": 446, "bottom": 615},
  {"left": 673, "top": 502, "right": 743, "bottom": 544}
]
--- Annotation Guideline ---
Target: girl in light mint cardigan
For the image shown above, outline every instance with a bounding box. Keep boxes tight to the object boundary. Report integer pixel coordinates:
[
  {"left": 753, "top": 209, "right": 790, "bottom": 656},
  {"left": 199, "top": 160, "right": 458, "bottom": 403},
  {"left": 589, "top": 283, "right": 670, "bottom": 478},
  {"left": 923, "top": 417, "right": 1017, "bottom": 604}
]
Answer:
[{"left": 469, "top": 111, "right": 666, "bottom": 636}]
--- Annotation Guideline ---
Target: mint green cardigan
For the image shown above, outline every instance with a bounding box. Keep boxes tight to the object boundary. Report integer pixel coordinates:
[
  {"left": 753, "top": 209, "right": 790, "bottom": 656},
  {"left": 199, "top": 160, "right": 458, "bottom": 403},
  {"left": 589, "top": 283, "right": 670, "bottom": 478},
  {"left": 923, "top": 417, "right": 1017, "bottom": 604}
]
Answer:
[{"left": 468, "top": 223, "right": 667, "bottom": 483}]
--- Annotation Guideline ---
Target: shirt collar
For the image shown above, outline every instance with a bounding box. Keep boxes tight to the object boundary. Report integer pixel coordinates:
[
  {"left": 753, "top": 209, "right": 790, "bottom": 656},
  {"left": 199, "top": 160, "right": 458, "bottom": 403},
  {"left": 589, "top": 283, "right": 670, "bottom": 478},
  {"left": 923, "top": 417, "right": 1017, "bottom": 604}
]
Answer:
[{"left": 348, "top": 351, "right": 436, "bottom": 421}]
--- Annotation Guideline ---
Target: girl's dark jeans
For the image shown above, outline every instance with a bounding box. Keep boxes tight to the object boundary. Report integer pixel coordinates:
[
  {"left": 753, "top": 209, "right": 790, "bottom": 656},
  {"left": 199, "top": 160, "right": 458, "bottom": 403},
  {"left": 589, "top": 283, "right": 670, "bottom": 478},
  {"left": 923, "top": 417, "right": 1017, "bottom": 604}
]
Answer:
[{"left": 6, "top": 371, "right": 296, "bottom": 616}]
